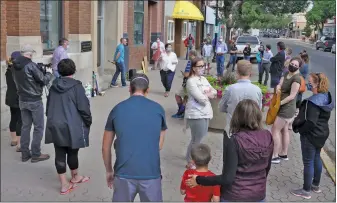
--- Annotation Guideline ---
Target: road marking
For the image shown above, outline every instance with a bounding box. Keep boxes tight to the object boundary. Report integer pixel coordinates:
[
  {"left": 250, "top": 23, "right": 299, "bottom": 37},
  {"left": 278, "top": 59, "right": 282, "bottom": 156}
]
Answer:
[{"left": 321, "top": 148, "right": 336, "bottom": 184}]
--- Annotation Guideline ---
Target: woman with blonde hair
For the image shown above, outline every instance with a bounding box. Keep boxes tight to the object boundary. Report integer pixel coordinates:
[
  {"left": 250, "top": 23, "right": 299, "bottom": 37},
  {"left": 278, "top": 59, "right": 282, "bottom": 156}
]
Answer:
[
  {"left": 291, "top": 73, "right": 334, "bottom": 199},
  {"left": 271, "top": 57, "right": 302, "bottom": 164}
]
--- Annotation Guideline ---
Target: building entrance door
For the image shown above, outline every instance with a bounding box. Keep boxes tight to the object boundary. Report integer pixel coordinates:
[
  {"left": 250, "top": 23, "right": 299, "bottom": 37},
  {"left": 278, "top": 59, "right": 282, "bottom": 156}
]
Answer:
[{"left": 97, "top": 0, "right": 104, "bottom": 73}]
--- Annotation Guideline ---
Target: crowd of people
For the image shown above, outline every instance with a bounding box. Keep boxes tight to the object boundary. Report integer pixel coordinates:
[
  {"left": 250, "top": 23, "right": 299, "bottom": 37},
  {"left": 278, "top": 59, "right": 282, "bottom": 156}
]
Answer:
[{"left": 4, "top": 35, "right": 334, "bottom": 202}]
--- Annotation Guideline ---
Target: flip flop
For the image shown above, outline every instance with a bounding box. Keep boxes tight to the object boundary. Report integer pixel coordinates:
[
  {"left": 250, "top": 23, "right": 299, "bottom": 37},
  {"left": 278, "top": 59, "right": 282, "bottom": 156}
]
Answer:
[
  {"left": 70, "top": 176, "right": 90, "bottom": 184},
  {"left": 60, "top": 183, "right": 77, "bottom": 195}
]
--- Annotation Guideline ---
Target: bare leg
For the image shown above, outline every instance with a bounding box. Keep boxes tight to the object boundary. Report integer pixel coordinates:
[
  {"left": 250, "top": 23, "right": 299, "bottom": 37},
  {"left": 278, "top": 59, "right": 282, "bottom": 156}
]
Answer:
[
  {"left": 59, "top": 173, "right": 71, "bottom": 192},
  {"left": 271, "top": 117, "right": 286, "bottom": 158},
  {"left": 280, "top": 121, "right": 291, "bottom": 156},
  {"left": 16, "top": 136, "right": 21, "bottom": 151},
  {"left": 10, "top": 132, "right": 17, "bottom": 143}
]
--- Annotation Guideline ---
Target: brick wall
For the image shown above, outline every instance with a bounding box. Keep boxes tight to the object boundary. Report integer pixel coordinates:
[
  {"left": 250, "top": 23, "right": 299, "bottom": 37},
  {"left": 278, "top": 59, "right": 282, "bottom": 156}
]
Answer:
[
  {"left": 1, "top": 0, "right": 7, "bottom": 60},
  {"left": 63, "top": 1, "right": 70, "bottom": 38},
  {"left": 6, "top": 1, "right": 40, "bottom": 36},
  {"left": 69, "top": 0, "right": 91, "bottom": 34},
  {"left": 127, "top": 1, "right": 149, "bottom": 70}
]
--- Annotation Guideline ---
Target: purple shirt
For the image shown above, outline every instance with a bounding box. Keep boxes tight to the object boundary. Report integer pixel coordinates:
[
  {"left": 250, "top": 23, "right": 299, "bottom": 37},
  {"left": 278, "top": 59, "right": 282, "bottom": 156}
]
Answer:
[{"left": 52, "top": 46, "right": 68, "bottom": 71}]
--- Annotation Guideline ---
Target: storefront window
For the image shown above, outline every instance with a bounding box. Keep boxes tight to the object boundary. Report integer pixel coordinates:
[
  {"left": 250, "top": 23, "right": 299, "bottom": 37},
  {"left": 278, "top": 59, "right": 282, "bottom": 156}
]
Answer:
[
  {"left": 182, "top": 22, "right": 188, "bottom": 39},
  {"left": 134, "top": 1, "right": 144, "bottom": 45},
  {"left": 167, "top": 20, "right": 175, "bottom": 43},
  {"left": 40, "top": 0, "right": 63, "bottom": 52}
]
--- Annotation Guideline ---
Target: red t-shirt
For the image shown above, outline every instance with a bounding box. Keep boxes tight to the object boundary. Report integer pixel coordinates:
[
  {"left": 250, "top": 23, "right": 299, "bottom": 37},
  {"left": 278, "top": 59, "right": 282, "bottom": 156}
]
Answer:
[{"left": 180, "top": 169, "right": 221, "bottom": 202}]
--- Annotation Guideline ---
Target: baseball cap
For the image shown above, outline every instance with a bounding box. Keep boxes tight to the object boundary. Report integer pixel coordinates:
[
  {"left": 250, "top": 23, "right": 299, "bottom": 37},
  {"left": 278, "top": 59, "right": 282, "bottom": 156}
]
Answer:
[{"left": 21, "top": 44, "right": 36, "bottom": 54}]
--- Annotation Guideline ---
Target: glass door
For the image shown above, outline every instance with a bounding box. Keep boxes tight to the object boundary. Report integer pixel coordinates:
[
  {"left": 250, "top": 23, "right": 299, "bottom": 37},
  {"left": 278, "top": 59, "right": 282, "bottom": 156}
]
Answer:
[{"left": 97, "top": 0, "right": 104, "bottom": 69}]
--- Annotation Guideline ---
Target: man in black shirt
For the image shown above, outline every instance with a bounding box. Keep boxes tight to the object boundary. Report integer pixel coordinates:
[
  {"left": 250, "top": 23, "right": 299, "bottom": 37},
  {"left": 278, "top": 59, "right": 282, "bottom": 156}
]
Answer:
[{"left": 226, "top": 42, "right": 238, "bottom": 71}]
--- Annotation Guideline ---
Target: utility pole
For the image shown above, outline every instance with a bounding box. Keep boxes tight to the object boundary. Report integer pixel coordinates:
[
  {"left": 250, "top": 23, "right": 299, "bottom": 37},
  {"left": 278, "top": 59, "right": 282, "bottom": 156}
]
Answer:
[{"left": 212, "top": 0, "right": 219, "bottom": 62}]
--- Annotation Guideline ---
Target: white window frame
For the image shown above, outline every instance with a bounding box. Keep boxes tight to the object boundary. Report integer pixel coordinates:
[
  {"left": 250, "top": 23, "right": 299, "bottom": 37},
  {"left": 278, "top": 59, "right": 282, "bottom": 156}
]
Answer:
[
  {"left": 167, "top": 20, "right": 175, "bottom": 43},
  {"left": 182, "top": 21, "right": 188, "bottom": 39}
]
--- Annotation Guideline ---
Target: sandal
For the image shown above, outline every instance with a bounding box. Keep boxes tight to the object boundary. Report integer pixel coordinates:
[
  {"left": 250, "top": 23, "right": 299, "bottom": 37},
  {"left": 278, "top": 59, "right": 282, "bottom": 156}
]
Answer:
[
  {"left": 16, "top": 147, "right": 21, "bottom": 152},
  {"left": 60, "top": 183, "right": 77, "bottom": 195},
  {"left": 70, "top": 176, "right": 90, "bottom": 184}
]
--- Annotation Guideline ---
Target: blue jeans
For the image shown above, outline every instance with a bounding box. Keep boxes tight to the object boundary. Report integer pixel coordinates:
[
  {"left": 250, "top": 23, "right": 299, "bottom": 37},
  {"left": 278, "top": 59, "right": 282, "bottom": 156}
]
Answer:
[
  {"left": 185, "top": 47, "right": 192, "bottom": 60},
  {"left": 229, "top": 55, "right": 237, "bottom": 71},
  {"left": 216, "top": 55, "right": 225, "bottom": 76},
  {"left": 300, "top": 135, "right": 322, "bottom": 191},
  {"left": 19, "top": 100, "right": 45, "bottom": 158},
  {"left": 111, "top": 62, "right": 126, "bottom": 86},
  {"left": 244, "top": 56, "right": 251, "bottom": 61}
]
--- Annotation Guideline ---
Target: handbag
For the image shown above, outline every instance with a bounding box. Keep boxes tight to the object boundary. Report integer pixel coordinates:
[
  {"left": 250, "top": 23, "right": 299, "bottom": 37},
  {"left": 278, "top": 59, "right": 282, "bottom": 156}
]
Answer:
[
  {"left": 266, "top": 89, "right": 281, "bottom": 125},
  {"left": 298, "top": 76, "right": 306, "bottom": 93}
]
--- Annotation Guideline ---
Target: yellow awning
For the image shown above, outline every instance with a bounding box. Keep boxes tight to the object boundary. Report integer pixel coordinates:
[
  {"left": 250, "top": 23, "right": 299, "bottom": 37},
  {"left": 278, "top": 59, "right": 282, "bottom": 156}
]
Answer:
[{"left": 172, "top": 1, "right": 204, "bottom": 21}]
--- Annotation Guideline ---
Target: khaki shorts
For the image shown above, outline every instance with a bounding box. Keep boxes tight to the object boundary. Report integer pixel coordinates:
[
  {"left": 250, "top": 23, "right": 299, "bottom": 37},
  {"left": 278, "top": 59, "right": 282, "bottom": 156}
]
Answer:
[
  {"left": 204, "top": 56, "right": 212, "bottom": 64},
  {"left": 176, "top": 86, "right": 188, "bottom": 98}
]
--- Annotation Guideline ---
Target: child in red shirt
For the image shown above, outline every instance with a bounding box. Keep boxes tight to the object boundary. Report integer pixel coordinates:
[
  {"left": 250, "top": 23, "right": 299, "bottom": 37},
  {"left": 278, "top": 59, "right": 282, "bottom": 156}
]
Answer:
[{"left": 180, "top": 144, "right": 220, "bottom": 202}]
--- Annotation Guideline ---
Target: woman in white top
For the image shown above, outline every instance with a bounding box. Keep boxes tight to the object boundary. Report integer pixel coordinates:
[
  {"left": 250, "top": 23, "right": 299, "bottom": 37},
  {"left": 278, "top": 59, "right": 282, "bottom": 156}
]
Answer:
[
  {"left": 151, "top": 38, "right": 165, "bottom": 70},
  {"left": 159, "top": 43, "right": 178, "bottom": 97},
  {"left": 184, "top": 57, "right": 217, "bottom": 169}
]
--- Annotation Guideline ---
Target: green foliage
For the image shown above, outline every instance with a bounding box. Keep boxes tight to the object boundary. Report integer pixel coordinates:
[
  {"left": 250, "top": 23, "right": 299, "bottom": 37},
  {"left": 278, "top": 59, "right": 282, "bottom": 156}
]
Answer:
[
  {"left": 303, "top": 24, "right": 312, "bottom": 37},
  {"left": 306, "top": 0, "right": 336, "bottom": 35},
  {"left": 225, "top": 0, "right": 306, "bottom": 31}
]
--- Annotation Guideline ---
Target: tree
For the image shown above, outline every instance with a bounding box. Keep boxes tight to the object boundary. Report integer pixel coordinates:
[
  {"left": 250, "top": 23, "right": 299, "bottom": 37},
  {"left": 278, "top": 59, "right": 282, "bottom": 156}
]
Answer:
[
  {"left": 303, "top": 24, "right": 312, "bottom": 37},
  {"left": 305, "top": 0, "right": 336, "bottom": 36}
]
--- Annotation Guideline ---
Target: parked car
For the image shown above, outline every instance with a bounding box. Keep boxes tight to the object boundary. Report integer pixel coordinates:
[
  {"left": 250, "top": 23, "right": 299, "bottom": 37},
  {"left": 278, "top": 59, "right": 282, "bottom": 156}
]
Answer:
[
  {"left": 316, "top": 36, "right": 336, "bottom": 51},
  {"left": 331, "top": 44, "right": 335, "bottom": 54},
  {"left": 235, "top": 35, "right": 261, "bottom": 60}
]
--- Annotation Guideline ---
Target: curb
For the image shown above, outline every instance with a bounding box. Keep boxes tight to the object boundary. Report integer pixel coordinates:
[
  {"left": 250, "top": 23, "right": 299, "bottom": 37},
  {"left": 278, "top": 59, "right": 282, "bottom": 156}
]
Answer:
[{"left": 321, "top": 147, "right": 336, "bottom": 184}]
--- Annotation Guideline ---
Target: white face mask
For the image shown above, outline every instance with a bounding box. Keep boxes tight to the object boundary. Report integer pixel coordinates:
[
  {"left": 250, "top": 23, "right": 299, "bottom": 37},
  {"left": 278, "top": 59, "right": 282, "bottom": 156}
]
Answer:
[
  {"left": 66, "top": 45, "right": 70, "bottom": 50},
  {"left": 166, "top": 47, "right": 172, "bottom": 52},
  {"left": 219, "top": 39, "right": 223, "bottom": 42},
  {"left": 157, "top": 39, "right": 160, "bottom": 42}
]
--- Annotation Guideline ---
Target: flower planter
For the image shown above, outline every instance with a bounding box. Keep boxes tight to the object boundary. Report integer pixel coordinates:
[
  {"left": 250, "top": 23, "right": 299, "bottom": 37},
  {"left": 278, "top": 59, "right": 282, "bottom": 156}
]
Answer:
[{"left": 209, "top": 98, "right": 227, "bottom": 130}]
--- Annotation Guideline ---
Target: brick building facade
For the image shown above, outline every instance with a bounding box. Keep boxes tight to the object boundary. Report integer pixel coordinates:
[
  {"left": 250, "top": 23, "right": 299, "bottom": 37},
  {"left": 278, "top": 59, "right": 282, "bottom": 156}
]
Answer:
[{"left": 1, "top": 0, "right": 94, "bottom": 123}]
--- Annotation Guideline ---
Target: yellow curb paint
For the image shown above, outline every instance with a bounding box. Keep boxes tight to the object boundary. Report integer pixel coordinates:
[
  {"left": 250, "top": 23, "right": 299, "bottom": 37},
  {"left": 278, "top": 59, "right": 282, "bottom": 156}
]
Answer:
[{"left": 321, "top": 148, "right": 336, "bottom": 184}]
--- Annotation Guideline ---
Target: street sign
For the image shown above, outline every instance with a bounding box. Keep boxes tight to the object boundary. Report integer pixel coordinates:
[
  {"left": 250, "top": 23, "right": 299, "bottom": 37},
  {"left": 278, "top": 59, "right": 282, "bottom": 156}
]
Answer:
[{"left": 214, "top": 26, "right": 219, "bottom": 33}]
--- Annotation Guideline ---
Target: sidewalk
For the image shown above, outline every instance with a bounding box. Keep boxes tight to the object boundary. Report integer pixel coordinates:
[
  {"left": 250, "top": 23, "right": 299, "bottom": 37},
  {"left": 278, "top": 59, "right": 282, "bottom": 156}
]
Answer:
[{"left": 1, "top": 60, "right": 335, "bottom": 201}]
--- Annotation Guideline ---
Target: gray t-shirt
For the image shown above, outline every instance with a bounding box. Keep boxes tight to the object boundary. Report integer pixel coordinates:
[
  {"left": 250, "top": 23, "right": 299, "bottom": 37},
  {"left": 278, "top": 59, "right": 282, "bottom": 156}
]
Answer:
[{"left": 278, "top": 72, "right": 301, "bottom": 119}]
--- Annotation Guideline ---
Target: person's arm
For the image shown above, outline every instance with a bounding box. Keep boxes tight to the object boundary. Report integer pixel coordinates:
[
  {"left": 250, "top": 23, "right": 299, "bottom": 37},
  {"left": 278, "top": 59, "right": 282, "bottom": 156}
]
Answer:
[
  {"left": 29, "top": 63, "right": 52, "bottom": 86},
  {"left": 159, "top": 107, "right": 167, "bottom": 150},
  {"left": 202, "top": 46, "right": 206, "bottom": 56},
  {"left": 224, "top": 43, "right": 228, "bottom": 53},
  {"left": 196, "top": 136, "right": 238, "bottom": 186},
  {"left": 266, "top": 148, "right": 273, "bottom": 176},
  {"left": 186, "top": 79, "right": 208, "bottom": 106},
  {"left": 297, "top": 101, "right": 321, "bottom": 134},
  {"left": 258, "top": 90, "right": 263, "bottom": 110},
  {"left": 276, "top": 76, "right": 284, "bottom": 92},
  {"left": 46, "top": 91, "right": 51, "bottom": 116},
  {"left": 60, "top": 50, "right": 69, "bottom": 60},
  {"left": 180, "top": 170, "right": 189, "bottom": 195},
  {"left": 218, "top": 86, "right": 231, "bottom": 113},
  {"left": 270, "top": 52, "right": 283, "bottom": 62},
  {"left": 172, "top": 53, "right": 178, "bottom": 65},
  {"left": 76, "top": 84, "right": 92, "bottom": 127},
  {"left": 212, "top": 185, "right": 221, "bottom": 202},
  {"left": 115, "top": 51, "right": 121, "bottom": 61},
  {"left": 280, "top": 81, "right": 301, "bottom": 106},
  {"left": 102, "top": 110, "right": 116, "bottom": 174},
  {"left": 151, "top": 42, "right": 157, "bottom": 50}
]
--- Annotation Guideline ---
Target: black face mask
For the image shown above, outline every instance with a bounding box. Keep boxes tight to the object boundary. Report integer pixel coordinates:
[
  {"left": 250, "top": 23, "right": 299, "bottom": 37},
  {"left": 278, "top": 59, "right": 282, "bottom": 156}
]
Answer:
[{"left": 288, "top": 64, "right": 298, "bottom": 73}]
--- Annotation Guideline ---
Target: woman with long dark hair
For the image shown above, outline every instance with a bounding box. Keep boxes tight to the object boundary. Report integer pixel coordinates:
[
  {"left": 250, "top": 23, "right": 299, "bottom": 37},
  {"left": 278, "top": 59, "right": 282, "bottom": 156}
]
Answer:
[
  {"left": 185, "top": 99, "right": 273, "bottom": 202},
  {"left": 5, "top": 51, "right": 22, "bottom": 152},
  {"left": 291, "top": 73, "right": 334, "bottom": 199},
  {"left": 184, "top": 57, "right": 216, "bottom": 169}
]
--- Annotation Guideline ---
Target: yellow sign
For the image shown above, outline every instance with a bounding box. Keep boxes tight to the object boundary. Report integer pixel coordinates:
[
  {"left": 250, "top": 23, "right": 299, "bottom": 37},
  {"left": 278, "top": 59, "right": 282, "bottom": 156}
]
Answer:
[{"left": 172, "top": 1, "right": 204, "bottom": 21}]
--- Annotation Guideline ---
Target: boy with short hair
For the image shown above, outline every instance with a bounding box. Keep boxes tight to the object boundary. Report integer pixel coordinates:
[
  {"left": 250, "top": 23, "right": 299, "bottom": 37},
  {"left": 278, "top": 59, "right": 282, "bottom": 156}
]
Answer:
[
  {"left": 202, "top": 40, "right": 213, "bottom": 75},
  {"left": 180, "top": 144, "right": 220, "bottom": 202}
]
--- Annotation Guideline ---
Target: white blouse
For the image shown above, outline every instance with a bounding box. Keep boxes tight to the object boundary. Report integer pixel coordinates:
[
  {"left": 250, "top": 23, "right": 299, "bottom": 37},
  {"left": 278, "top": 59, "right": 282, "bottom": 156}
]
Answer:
[{"left": 160, "top": 52, "right": 178, "bottom": 72}]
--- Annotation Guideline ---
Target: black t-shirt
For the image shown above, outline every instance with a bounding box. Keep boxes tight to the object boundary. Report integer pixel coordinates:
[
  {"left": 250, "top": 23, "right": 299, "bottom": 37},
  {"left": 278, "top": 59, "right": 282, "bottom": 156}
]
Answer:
[
  {"left": 230, "top": 45, "right": 238, "bottom": 55},
  {"left": 243, "top": 47, "right": 251, "bottom": 56}
]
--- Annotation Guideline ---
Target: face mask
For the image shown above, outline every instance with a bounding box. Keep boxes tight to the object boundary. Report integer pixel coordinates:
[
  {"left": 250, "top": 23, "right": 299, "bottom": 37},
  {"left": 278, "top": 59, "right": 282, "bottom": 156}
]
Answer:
[
  {"left": 307, "top": 83, "right": 313, "bottom": 91},
  {"left": 66, "top": 45, "right": 70, "bottom": 50},
  {"left": 166, "top": 48, "right": 172, "bottom": 52},
  {"left": 288, "top": 64, "right": 298, "bottom": 73},
  {"left": 219, "top": 39, "right": 223, "bottom": 42},
  {"left": 198, "top": 69, "right": 204, "bottom": 75},
  {"left": 157, "top": 39, "right": 160, "bottom": 42}
]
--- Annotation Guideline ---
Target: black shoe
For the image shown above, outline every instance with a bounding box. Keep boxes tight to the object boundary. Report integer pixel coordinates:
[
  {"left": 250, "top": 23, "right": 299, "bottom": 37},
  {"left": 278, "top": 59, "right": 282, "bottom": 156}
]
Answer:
[
  {"left": 31, "top": 154, "right": 50, "bottom": 163},
  {"left": 22, "top": 155, "right": 32, "bottom": 162}
]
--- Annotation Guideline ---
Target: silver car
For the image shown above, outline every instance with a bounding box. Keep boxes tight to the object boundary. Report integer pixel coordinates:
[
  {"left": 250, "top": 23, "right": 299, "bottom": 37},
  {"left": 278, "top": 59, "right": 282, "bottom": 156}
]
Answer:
[{"left": 331, "top": 44, "right": 335, "bottom": 54}]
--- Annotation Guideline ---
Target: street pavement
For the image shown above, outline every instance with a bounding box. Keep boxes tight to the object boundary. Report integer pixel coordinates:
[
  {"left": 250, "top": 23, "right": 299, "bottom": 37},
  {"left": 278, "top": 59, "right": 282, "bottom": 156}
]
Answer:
[
  {"left": 260, "top": 37, "right": 336, "bottom": 163},
  {"left": 1, "top": 59, "right": 336, "bottom": 202}
]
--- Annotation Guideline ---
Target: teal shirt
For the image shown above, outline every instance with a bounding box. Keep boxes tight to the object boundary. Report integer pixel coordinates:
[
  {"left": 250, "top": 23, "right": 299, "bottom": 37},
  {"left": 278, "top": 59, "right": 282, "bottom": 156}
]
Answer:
[{"left": 114, "top": 44, "right": 124, "bottom": 63}]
